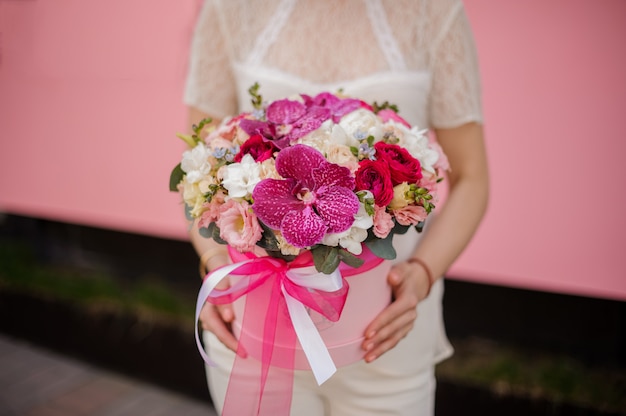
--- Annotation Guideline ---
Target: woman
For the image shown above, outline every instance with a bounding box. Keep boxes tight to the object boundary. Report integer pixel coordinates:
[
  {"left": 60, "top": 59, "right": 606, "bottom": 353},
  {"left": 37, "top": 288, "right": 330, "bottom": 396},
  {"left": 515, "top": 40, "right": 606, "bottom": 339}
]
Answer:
[{"left": 184, "top": 0, "right": 488, "bottom": 414}]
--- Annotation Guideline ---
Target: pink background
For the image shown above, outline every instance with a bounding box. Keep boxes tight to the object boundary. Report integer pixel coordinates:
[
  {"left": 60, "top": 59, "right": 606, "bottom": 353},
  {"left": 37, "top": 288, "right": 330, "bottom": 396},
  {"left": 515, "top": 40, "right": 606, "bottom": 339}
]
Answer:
[{"left": 1, "top": 1, "right": 625, "bottom": 300}]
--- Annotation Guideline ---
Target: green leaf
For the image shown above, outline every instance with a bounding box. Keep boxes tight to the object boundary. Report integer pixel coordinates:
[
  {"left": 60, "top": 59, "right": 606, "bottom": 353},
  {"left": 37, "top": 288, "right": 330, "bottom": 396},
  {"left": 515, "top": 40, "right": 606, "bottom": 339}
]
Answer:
[
  {"left": 338, "top": 249, "right": 365, "bottom": 269},
  {"left": 169, "top": 163, "right": 184, "bottom": 192},
  {"left": 392, "top": 223, "right": 411, "bottom": 235},
  {"left": 365, "top": 235, "right": 397, "bottom": 260},
  {"left": 198, "top": 225, "right": 212, "bottom": 238},
  {"left": 184, "top": 204, "right": 194, "bottom": 221},
  {"left": 249, "top": 82, "right": 263, "bottom": 110},
  {"left": 256, "top": 221, "right": 281, "bottom": 252},
  {"left": 200, "top": 223, "right": 227, "bottom": 244},
  {"left": 312, "top": 246, "right": 341, "bottom": 274}
]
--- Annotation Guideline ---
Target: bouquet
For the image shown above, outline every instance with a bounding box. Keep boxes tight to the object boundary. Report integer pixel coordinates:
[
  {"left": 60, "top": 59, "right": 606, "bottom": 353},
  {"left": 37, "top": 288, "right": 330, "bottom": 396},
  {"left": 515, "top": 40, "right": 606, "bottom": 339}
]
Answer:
[
  {"left": 170, "top": 84, "right": 448, "bottom": 274},
  {"left": 170, "top": 84, "right": 449, "bottom": 414}
]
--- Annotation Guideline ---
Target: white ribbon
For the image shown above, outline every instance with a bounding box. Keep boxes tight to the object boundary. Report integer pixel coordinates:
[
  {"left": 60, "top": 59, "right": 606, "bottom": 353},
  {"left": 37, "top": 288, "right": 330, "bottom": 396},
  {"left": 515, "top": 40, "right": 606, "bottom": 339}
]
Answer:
[
  {"left": 194, "top": 260, "right": 254, "bottom": 366},
  {"left": 194, "top": 259, "right": 343, "bottom": 385},
  {"left": 283, "top": 266, "right": 343, "bottom": 385}
]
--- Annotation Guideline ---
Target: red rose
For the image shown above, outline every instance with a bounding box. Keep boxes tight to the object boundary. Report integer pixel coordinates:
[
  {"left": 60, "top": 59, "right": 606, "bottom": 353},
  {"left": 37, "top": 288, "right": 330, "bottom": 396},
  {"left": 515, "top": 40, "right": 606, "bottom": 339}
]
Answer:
[
  {"left": 234, "top": 134, "right": 279, "bottom": 163},
  {"left": 374, "top": 141, "right": 422, "bottom": 185},
  {"left": 355, "top": 159, "right": 394, "bottom": 206}
]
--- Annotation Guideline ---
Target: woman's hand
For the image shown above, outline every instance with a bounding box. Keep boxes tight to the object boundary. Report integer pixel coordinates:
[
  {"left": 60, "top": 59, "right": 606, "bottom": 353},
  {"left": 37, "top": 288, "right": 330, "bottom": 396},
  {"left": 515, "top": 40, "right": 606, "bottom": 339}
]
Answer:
[
  {"left": 199, "top": 276, "right": 247, "bottom": 356},
  {"left": 361, "top": 261, "right": 431, "bottom": 363}
]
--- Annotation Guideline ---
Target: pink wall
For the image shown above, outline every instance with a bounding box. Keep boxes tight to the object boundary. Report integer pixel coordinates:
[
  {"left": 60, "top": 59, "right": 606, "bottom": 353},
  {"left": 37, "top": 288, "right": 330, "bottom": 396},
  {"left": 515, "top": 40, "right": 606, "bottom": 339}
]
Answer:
[{"left": 1, "top": 1, "right": 625, "bottom": 300}]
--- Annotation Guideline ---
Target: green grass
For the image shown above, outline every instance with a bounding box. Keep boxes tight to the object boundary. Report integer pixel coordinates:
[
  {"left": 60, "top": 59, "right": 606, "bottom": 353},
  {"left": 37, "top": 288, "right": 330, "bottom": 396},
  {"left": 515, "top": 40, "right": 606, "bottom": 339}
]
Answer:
[
  {"left": 0, "top": 241, "right": 195, "bottom": 320},
  {"left": 436, "top": 337, "right": 626, "bottom": 413}
]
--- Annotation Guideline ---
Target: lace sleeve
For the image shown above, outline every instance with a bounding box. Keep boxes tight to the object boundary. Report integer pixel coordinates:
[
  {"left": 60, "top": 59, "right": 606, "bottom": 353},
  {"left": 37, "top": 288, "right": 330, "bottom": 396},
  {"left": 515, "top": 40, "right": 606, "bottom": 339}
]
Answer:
[
  {"left": 183, "top": 0, "right": 237, "bottom": 118},
  {"left": 428, "top": 2, "right": 483, "bottom": 129}
]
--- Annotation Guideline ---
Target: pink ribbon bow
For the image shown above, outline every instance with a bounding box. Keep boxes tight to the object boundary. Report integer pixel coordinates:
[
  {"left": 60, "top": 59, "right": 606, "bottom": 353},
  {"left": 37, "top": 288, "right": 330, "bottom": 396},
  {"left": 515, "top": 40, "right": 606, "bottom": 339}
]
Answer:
[{"left": 194, "top": 247, "right": 383, "bottom": 415}]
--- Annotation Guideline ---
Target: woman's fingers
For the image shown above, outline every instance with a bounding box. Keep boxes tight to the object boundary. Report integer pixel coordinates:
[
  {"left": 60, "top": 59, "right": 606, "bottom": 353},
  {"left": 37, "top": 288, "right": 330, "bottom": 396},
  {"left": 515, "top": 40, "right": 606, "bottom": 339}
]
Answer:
[
  {"left": 362, "top": 263, "right": 423, "bottom": 362},
  {"left": 200, "top": 302, "right": 246, "bottom": 357},
  {"left": 200, "top": 276, "right": 247, "bottom": 357}
]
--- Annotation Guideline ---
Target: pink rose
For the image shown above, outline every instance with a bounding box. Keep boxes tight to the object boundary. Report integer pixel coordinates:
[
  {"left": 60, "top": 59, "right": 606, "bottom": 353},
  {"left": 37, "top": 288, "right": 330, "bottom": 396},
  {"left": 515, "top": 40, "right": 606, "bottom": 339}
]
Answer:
[
  {"left": 373, "top": 205, "right": 394, "bottom": 239},
  {"left": 374, "top": 142, "right": 422, "bottom": 186},
  {"left": 393, "top": 205, "right": 428, "bottom": 226},
  {"left": 377, "top": 109, "right": 411, "bottom": 128},
  {"left": 355, "top": 159, "right": 394, "bottom": 206},
  {"left": 216, "top": 199, "right": 262, "bottom": 252}
]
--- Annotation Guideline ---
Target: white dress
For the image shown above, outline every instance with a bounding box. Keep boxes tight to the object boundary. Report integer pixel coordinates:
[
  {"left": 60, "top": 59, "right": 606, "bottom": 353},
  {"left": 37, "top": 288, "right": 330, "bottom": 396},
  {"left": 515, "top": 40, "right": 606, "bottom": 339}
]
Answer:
[{"left": 184, "top": 0, "right": 482, "bottom": 414}]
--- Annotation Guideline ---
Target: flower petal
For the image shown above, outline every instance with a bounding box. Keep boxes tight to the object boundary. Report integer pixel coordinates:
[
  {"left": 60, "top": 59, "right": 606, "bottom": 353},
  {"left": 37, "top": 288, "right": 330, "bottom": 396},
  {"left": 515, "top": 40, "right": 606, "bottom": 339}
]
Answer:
[
  {"left": 252, "top": 178, "right": 302, "bottom": 229},
  {"left": 311, "top": 162, "right": 355, "bottom": 190},
  {"left": 266, "top": 99, "right": 306, "bottom": 124},
  {"left": 281, "top": 206, "right": 327, "bottom": 248},
  {"left": 289, "top": 106, "right": 330, "bottom": 140},
  {"left": 275, "top": 144, "right": 326, "bottom": 185},
  {"left": 315, "top": 187, "right": 359, "bottom": 233},
  {"left": 239, "top": 119, "right": 271, "bottom": 137}
]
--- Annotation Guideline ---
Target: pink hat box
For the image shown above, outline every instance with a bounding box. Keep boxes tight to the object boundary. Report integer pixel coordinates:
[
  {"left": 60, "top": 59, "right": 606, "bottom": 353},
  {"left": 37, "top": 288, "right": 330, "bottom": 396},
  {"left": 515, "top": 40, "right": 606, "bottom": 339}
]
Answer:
[{"left": 231, "top": 259, "right": 393, "bottom": 370}]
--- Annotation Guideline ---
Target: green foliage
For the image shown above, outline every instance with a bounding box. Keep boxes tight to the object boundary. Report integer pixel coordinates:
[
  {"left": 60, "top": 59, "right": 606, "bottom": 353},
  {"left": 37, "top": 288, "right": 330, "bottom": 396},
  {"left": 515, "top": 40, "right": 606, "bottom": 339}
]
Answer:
[
  {"left": 364, "top": 233, "right": 396, "bottom": 260},
  {"left": 199, "top": 223, "right": 227, "bottom": 245},
  {"left": 169, "top": 163, "right": 185, "bottom": 192},
  {"left": 372, "top": 101, "right": 399, "bottom": 114},
  {"left": 249, "top": 82, "right": 263, "bottom": 110},
  {"left": 336, "top": 248, "right": 364, "bottom": 269},
  {"left": 0, "top": 242, "right": 194, "bottom": 319},
  {"left": 312, "top": 245, "right": 341, "bottom": 274},
  {"left": 255, "top": 222, "right": 281, "bottom": 252}
]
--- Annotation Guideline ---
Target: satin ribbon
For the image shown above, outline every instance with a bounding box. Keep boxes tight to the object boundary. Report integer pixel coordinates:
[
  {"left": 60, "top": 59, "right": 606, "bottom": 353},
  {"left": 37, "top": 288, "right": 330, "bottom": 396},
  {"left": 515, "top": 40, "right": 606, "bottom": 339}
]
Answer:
[
  {"left": 194, "top": 253, "right": 344, "bottom": 384},
  {"left": 194, "top": 246, "right": 383, "bottom": 415}
]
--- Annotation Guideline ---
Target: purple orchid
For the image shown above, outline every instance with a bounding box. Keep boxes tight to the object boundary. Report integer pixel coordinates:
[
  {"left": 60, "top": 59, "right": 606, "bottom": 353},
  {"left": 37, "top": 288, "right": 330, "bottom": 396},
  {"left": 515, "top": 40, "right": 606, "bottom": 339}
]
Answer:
[
  {"left": 240, "top": 99, "right": 331, "bottom": 149},
  {"left": 252, "top": 144, "right": 359, "bottom": 248},
  {"left": 303, "top": 92, "right": 363, "bottom": 123}
]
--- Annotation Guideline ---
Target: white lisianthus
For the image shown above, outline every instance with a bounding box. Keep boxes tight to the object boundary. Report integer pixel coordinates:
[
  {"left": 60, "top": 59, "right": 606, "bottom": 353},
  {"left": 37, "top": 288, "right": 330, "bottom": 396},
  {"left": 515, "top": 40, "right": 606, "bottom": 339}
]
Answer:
[
  {"left": 181, "top": 144, "right": 212, "bottom": 184},
  {"left": 221, "top": 154, "right": 262, "bottom": 198}
]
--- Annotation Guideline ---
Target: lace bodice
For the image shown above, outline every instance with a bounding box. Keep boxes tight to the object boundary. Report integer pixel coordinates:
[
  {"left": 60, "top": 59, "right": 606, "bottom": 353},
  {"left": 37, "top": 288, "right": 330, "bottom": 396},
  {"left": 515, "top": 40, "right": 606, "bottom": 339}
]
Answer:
[{"left": 184, "top": 0, "right": 482, "bottom": 129}]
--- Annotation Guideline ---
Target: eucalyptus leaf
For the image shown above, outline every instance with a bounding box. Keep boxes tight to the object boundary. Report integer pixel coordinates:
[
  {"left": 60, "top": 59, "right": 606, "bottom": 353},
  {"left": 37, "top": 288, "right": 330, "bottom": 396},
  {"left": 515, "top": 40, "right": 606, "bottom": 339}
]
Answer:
[
  {"left": 256, "top": 222, "right": 280, "bottom": 252},
  {"left": 184, "top": 204, "right": 194, "bottom": 221},
  {"left": 312, "top": 246, "right": 341, "bottom": 274},
  {"left": 392, "top": 223, "right": 411, "bottom": 235},
  {"left": 206, "top": 223, "right": 227, "bottom": 244},
  {"left": 169, "top": 163, "right": 184, "bottom": 192},
  {"left": 198, "top": 225, "right": 212, "bottom": 238},
  {"left": 365, "top": 235, "right": 397, "bottom": 260},
  {"left": 338, "top": 249, "right": 365, "bottom": 269}
]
